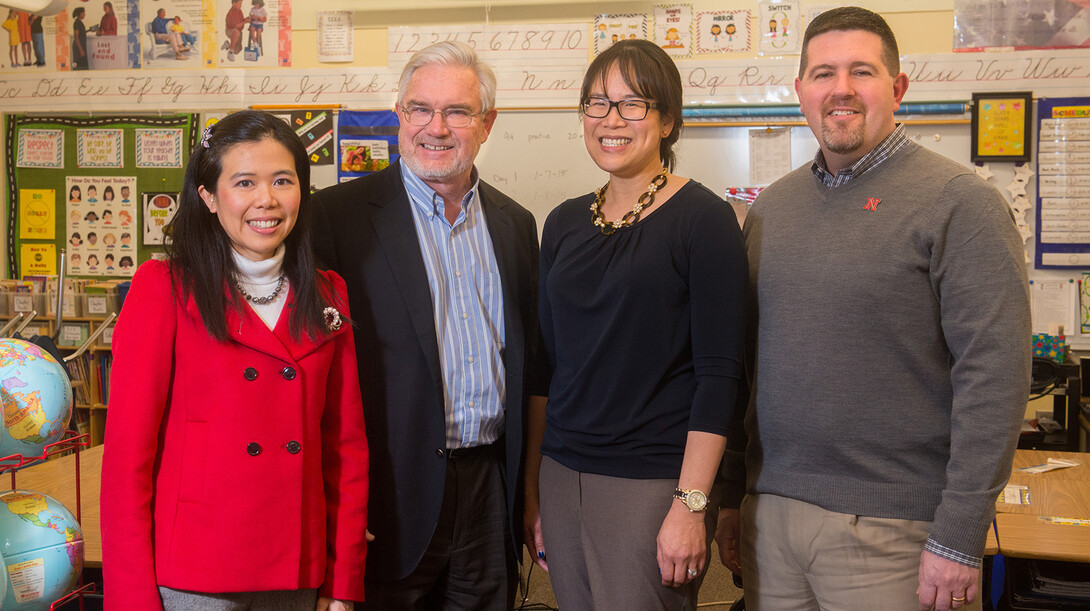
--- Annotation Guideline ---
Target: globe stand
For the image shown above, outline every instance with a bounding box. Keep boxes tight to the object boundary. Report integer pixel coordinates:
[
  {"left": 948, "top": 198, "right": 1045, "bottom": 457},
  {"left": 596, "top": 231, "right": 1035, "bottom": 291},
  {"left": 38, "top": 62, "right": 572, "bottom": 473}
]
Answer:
[{"left": 1, "top": 431, "right": 92, "bottom": 611}]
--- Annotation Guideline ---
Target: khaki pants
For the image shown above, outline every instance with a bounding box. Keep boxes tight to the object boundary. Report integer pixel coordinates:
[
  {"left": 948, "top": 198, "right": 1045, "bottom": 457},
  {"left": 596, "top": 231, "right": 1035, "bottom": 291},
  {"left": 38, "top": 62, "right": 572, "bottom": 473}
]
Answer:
[{"left": 740, "top": 493, "right": 983, "bottom": 611}]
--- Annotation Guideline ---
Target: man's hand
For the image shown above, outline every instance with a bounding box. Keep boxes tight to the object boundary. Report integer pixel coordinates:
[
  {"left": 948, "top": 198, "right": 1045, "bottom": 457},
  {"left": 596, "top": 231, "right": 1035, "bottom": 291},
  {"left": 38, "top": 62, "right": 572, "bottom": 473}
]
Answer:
[
  {"left": 917, "top": 550, "right": 978, "bottom": 611},
  {"left": 714, "top": 507, "right": 742, "bottom": 574}
]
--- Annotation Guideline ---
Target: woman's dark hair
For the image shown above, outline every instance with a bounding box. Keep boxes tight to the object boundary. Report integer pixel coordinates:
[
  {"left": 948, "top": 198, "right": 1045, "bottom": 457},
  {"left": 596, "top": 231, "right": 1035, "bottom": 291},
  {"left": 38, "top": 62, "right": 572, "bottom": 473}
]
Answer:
[
  {"left": 73, "top": 7, "right": 85, "bottom": 18},
  {"left": 103, "top": 186, "right": 114, "bottom": 200},
  {"left": 70, "top": 185, "right": 81, "bottom": 199},
  {"left": 580, "top": 39, "right": 684, "bottom": 171},
  {"left": 166, "top": 110, "right": 336, "bottom": 342}
]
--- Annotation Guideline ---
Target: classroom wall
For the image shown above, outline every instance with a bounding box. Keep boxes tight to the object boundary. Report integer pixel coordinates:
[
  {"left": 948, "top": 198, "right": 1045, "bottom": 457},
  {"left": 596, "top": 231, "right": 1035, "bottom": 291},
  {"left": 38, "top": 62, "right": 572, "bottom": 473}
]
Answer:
[{"left": 4, "top": 1, "right": 1088, "bottom": 349}]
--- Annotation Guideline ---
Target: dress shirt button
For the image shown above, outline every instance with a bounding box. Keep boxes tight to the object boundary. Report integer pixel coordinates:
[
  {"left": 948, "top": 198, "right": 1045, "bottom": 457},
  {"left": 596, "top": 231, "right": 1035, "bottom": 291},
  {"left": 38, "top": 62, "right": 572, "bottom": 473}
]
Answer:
[
  {"left": 243, "top": 367, "right": 258, "bottom": 381},
  {"left": 467, "top": 356, "right": 474, "bottom": 363},
  {"left": 247, "top": 442, "right": 262, "bottom": 456},
  {"left": 281, "top": 366, "right": 297, "bottom": 380},
  {"left": 435, "top": 448, "right": 445, "bottom": 458},
  {"left": 456, "top": 271, "right": 462, "bottom": 277},
  {"left": 286, "top": 440, "right": 302, "bottom": 454},
  {"left": 468, "top": 401, "right": 474, "bottom": 407}
]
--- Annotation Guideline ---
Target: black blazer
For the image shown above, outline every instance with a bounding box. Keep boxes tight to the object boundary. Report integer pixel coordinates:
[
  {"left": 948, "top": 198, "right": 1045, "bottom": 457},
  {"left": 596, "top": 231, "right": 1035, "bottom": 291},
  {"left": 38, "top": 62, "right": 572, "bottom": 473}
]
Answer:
[{"left": 311, "top": 161, "right": 542, "bottom": 581}]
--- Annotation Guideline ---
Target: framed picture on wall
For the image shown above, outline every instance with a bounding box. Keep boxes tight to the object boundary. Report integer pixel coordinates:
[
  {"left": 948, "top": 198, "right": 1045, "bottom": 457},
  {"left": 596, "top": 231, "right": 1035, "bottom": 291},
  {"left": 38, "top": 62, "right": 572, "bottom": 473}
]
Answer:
[{"left": 970, "top": 91, "right": 1032, "bottom": 163}]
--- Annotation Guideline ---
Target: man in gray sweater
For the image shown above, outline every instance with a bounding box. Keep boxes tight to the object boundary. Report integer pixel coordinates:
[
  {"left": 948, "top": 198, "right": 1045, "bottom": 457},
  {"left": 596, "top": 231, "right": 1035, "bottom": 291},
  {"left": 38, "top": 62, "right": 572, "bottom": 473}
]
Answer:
[{"left": 717, "top": 7, "right": 1031, "bottom": 611}]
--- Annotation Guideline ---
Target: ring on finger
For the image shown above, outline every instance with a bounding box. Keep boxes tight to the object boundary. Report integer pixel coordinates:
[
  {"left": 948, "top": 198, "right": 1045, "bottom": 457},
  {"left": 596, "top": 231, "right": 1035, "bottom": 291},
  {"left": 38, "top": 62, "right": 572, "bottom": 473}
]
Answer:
[
  {"left": 952, "top": 596, "right": 966, "bottom": 603},
  {"left": 687, "top": 568, "right": 699, "bottom": 577}
]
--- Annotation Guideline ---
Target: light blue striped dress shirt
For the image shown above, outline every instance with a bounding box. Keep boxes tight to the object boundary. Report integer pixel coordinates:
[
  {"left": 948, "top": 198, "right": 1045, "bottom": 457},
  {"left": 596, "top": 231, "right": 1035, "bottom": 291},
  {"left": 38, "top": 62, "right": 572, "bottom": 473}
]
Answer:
[{"left": 402, "top": 165, "right": 507, "bottom": 449}]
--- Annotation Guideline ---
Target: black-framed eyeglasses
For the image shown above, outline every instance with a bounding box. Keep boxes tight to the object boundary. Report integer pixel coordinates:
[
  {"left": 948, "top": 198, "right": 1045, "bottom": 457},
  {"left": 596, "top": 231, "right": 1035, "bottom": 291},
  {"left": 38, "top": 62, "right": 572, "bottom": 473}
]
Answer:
[
  {"left": 581, "top": 97, "right": 659, "bottom": 121},
  {"left": 400, "top": 106, "right": 483, "bottom": 128}
]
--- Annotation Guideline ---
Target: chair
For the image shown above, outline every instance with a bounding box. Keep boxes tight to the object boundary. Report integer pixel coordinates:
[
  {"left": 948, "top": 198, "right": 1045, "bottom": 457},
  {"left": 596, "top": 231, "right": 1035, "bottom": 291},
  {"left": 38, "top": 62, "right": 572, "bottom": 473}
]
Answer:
[{"left": 145, "top": 22, "right": 174, "bottom": 60}]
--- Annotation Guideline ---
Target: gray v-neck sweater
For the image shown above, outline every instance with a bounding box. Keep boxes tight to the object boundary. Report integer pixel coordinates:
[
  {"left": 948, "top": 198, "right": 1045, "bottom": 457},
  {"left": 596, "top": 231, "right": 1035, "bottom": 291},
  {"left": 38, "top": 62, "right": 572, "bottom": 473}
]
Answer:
[{"left": 741, "top": 140, "right": 1031, "bottom": 558}]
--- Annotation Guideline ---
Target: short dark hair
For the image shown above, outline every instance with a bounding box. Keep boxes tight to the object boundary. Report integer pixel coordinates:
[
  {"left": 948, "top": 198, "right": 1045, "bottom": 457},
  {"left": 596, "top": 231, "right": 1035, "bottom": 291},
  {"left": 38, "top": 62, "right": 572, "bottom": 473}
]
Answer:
[
  {"left": 580, "top": 39, "right": 684, "bottom": 171},
  {"left": 166, "top": 110, "right": 337, "bottom": 342},
  {"left": 799, "top": 6, "right": 900, "bottom": 78},
  {"left": 73, "top": 7, "right": 85, "bottom": 18}
]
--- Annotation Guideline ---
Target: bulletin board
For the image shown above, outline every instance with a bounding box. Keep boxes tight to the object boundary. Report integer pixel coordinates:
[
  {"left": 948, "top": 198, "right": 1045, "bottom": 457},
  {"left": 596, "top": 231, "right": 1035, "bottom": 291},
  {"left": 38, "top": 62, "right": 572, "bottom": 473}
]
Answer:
[{"left": 4, "top": 114, "right": 199, "bottom": 279}]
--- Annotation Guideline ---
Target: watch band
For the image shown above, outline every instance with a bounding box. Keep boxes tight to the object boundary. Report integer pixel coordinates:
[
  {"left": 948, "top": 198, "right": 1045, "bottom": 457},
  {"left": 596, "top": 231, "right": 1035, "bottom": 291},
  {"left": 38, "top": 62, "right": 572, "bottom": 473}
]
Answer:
[{"left": 673, "top": 487, "right": 708, "bottom": 512}]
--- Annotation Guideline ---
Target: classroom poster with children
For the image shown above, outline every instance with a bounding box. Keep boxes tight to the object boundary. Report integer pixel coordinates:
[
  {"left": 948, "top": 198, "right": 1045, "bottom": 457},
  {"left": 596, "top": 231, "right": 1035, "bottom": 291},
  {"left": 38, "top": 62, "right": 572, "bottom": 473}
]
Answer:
[
  {"left": 653, "top": 4, "right": 693, "bottom": 58},
  {"left": 66, "top": 176, "right": 137, "bottom": 278},
  {"left": 593, "top": 14, "right": 648, "bottom": 56},
  {"left": 216, "top": 0, "right": 290, "bottom": 67},
  {"left": 139, "top": 0, "right": 205, "bottom": 68},
  {"left": 696, "top": 10, "right": 751, "bottom": 54},
  {"left": 1, "top": 10, "right": 55, "bottom": 70}
]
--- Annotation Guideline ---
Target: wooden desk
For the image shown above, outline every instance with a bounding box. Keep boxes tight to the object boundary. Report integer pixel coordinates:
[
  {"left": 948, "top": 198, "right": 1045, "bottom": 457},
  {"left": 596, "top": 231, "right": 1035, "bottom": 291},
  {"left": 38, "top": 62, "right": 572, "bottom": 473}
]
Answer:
[
  {"left": 995, "top": 449, "right": 1090, "bottom": 562},
  {"left": 995, "top": 513, "right": 1090, "bottom": 562},
  {"left": 8, "top": 445, "right": 103, "bottom": 567},
  {"left": 985, "top": 523, "right": 998, "bottom": 556},
  {"left": 1010, "top": 450, "right": 1090, "bottom": 480}
]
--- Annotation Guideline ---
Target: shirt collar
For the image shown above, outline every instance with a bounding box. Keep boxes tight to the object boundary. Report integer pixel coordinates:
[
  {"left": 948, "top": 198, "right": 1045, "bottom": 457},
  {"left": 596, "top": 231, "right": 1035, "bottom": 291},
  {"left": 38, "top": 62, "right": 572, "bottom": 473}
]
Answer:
[
  {"left": 401, "top": 161, "right": 481, "bottom": 219},
  {"left": 810, "top": 123, "right": 908, "bottom": 187}
]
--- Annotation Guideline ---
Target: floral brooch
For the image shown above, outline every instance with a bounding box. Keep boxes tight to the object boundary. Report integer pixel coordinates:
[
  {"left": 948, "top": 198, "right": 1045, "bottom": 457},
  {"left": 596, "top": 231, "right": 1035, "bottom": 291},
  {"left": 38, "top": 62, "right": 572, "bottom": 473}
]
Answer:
[{"left": 324, "top": 307, "right": 342, "bottom": 331}]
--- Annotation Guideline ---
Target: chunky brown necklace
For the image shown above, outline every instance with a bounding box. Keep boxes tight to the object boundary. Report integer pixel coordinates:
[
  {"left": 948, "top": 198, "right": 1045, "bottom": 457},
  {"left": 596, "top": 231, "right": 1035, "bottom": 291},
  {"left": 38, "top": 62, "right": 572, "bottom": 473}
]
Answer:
[{"left": 590, "top": 168, "right": 669, "bottom": 235}]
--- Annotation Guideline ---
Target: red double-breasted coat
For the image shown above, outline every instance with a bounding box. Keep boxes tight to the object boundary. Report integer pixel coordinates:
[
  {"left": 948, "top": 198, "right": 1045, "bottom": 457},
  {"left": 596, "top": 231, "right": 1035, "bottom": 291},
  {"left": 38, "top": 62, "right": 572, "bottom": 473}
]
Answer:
[{"left": 100, "top": 260, "right": 368, "bottom": 609}]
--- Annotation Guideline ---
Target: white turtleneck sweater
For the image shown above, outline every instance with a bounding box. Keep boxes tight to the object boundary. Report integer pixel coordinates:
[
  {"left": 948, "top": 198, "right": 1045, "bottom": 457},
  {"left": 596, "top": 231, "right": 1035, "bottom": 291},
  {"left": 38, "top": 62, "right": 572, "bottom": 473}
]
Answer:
[{"left": 232, "top": 245, "right": 289, "bottom": 330}]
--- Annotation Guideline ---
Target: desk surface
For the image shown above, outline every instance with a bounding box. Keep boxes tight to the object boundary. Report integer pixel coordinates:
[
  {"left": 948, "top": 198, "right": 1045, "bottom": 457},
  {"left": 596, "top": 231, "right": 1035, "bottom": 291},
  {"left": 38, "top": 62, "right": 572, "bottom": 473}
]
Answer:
[
  {"left": 8, "top": 445, "right": 103, "bottom": 567},
  {"left": 995, "top": 449, "right": 1090, "bottom": 561},
  {"left": 1010, "top": 450, "right": 1090, "bottom": 480}
]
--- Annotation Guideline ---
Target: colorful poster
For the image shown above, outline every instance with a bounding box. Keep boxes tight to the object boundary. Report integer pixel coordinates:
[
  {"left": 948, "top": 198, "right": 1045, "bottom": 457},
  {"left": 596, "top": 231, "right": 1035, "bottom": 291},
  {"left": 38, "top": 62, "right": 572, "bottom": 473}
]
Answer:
[
  {"left": 19, "top": 244, "right": 57, "bottom": 277},
  {"left": 289, "top": 110, "right": 335, "bottom": 166},
  {"left": 18, "top": 190, "right": 56, "bottom": 240},
  {"left": 136, "top": 128, "right": 185, "bottom": 168},
  {"left": 654, "top": 4, "right": 693, "bottom": 58},
  {"left": 337, "top": 110, "right": 399, "bottom": 182},
  {"left": 16, "top": 130, "right": 64, "bottom": 169},
  {"left": 67, "top": 176, "right": 138, "bottom": 277},
  {"left": 696, "top": 11, "right": 750, "bottom": 54},
  {"left": 216, "top": 0, "right": 290, "bottom": 67},
  {"left": 758, "top": 1, "right": 800, "bottom": 55},
  {"left": 143, "top": 191, "right": 179, "bottom": 245},
  {"left": 77, "top": 129, "right": 124, "bottom": 168},
  {"left": 317, "top": 10, "right": 352, "bottom": 62},
  {"left": 593, "top": 14, "right": 648, "bottom": 55},
  {"left": 138, "top": 0, "right": 205, "bottom": 68}
]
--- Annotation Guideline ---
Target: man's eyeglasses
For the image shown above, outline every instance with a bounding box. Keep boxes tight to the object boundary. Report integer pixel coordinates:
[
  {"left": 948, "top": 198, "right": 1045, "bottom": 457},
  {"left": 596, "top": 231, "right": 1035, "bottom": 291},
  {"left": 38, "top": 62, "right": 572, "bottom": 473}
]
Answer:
[
  {"left": 400, "top": 106, "right": 482, "bottom": 128},
  {"left": 581, "top": 97, "right": 659, "bottom": 121}
]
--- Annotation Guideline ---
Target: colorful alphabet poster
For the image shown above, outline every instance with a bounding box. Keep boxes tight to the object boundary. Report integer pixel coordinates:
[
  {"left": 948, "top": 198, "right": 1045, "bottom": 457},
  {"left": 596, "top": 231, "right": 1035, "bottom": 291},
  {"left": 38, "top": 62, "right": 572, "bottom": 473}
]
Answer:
[
  {"left": 696, "top": 10, "right": 751, "bottom": 53},
  {"left": 18, "top": 189, "right": 57, "bottom": 240},
  {"left": 593, "top": 13, "right": 648, "bottom": 55},
  {"left": 654, "top": 4, "right": 693, "bottom": 58}
]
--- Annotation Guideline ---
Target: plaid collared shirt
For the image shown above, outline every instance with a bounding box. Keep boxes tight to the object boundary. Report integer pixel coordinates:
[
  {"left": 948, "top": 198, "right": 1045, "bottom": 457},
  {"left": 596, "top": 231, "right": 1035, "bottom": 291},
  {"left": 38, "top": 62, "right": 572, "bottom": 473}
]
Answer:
[{"left": 810, "top": 124, "right": 909, "bottom": 188}]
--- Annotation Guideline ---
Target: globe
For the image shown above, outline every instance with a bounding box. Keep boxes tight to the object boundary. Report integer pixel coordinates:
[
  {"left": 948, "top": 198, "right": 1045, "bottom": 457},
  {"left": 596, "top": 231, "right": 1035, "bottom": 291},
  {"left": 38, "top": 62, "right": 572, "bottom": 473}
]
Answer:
[
  {"left": 0, "top": 490, "right": 84, "bottom": 610},
  {"left": 0, "top": 339, "right": 72, "bottom": 460}
]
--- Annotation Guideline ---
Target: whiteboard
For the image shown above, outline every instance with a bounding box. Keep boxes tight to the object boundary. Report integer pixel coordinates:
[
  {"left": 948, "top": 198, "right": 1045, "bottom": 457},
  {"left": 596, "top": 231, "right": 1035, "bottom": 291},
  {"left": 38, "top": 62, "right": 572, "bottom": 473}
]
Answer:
[{"left": 475, "top": 108, "right": 1087, "bottom": 346}]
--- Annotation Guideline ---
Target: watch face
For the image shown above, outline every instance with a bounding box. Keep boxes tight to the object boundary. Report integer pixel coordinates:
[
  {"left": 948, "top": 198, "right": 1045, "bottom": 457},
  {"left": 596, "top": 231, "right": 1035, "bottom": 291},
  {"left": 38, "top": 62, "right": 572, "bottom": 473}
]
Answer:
[{"left": 687, "top": 490, "right": 708, "bottom": 510}]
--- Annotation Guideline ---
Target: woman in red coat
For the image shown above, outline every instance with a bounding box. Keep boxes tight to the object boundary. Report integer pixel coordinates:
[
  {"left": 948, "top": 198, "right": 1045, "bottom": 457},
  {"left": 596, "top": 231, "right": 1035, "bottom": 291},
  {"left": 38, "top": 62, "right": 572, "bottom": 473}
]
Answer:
[
  {"left": 96, "top": 2, "right": 117, "bottom": 36},
  {"left": 101, "top": 111, "right": 369, "bottom": 611}
]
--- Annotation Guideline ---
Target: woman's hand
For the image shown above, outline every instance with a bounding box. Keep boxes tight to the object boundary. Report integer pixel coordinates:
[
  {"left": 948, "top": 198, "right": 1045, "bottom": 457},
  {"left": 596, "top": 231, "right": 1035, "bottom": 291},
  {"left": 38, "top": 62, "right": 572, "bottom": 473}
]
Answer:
[
  {"left": 523, "top": 495, "right": 548, "bottom": 571},
  {"left": 315, "top": 597, "right": 353, "bottom": 611},
  {"left": 656, "top": 502, "right": 706, "bottom": 588}
]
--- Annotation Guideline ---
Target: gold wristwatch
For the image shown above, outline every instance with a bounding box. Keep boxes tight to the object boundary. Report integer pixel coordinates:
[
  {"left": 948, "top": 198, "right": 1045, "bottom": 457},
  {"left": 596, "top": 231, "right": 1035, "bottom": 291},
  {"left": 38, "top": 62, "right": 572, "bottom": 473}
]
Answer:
[{"left": 673, "top": 488, "right": 708, "bottom": 512}]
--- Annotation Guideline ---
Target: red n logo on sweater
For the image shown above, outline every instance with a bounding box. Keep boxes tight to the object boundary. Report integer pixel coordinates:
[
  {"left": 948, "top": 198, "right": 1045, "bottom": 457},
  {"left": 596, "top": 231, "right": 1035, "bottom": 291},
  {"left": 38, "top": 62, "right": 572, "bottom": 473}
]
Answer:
[{"left": 863, "top": 197, "right": 881, "bottom": 211}]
